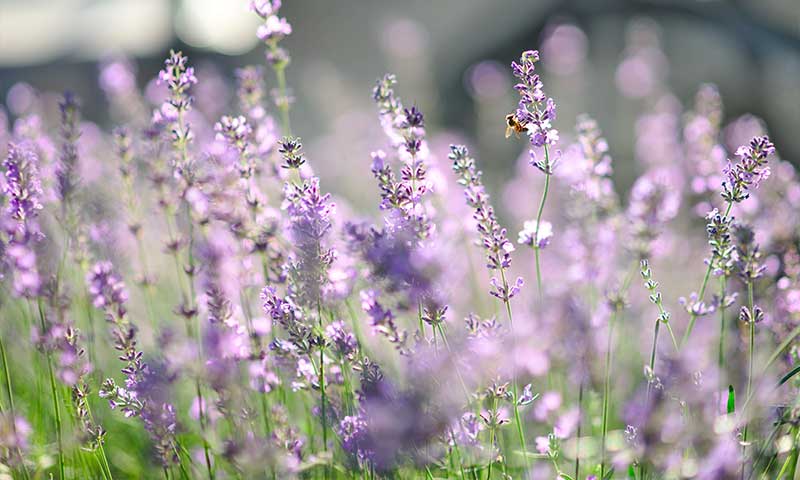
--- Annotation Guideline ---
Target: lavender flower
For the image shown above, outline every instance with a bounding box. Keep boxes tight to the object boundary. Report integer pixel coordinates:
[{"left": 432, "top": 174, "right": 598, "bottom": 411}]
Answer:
[
  {"left": 56, "top": 92, "right": 81, "bottom": 206},
  {"left": 87, "top": 261, "right": 129, "bottom": 320},
  {"left": 511, "top": 50, "right": 559, "bottom": 173},
  {"left": 721, "top": 136, "right": 775, "bottom": 203},
  {"left": 4, "top": 143, "right": 42, "bottom": 232},
  {"left": 0, "top": 413, "right": 30, "bottom": 466},
  {"left": 91, "top": 261, "right": 179, "bottom": 466},
  {"left": 450, "top": 144, "right": 523, "bottom": 301},
  {"left": 626, "top": 168, "right": 681, "bottom": 259},
  {"left": 252, "top": 1, "right": 292, "bottom": 42},
  {"left": 325, "top": 320, "right": 358, "bottom": 359},
  {"left": 360, "top": 289, "right": 407, "bottom": 353},
  {"left": 3, "top": 143, "right": 43, "bottom": 297},
  {"left": 338, "top": 414, "right": 373, "bottom": 463},
  {"left": 278, "top": 136, "right": 306, "bottom": 170},
  {"left": 371, "top": 75, "right": 433, "bottom": 240},
  {"left": 157, "top": 50, "right": 197, "bottom": 175},
  {"left": 518, "top": 219, "right": 553, "bottom": 249},
  {"left": 282, "top": 176, "right": 336, "bottom": 308},
  {"left": 235, "top": 66, "right": 266, "bottom": 120},
  {"left": 705, "top": 208, "right": 735, "bottom": 277}
]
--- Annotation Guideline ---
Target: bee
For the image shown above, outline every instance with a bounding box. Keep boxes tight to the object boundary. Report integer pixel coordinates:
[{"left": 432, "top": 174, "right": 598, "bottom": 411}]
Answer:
[{"left": 505, "top": 113, "right": 528, "bottom": 139}]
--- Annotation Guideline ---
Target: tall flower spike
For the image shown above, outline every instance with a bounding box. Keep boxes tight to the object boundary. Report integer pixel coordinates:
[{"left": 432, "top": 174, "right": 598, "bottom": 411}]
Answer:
[
  {"left": 57, "top": 92, "right": 81, "bottom": 206},
  {"left": 157, "top": 50, "right": 197, "bottom": 176},
  {"left": 370, "top": 75, "right": 433, "bottom": 241},
  {"left": 721, "top": 136, "right": 775, "bottom": 203},
  {"left": 4, "top": 143, "right": 44, "bottom": 298},
  {"left": 4, "top": 143, "right": 43, "bottom": 231},
  {"left": 450, "top": 145, "right": 523, "bottom": 301},
  {"left": 511, "top": 50, "right": 559, "bottom": 172}
]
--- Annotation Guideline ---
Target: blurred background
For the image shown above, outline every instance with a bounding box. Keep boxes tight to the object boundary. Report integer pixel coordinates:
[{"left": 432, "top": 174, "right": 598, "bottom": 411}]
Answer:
[{"left": 1, "top": 0, "right": 798, "bottom": 200}]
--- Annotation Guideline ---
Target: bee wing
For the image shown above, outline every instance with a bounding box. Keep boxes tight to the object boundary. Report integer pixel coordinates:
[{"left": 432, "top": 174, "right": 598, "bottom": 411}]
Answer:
[{"left": 505, "top": 125, "right": 513, "bottom": 139}]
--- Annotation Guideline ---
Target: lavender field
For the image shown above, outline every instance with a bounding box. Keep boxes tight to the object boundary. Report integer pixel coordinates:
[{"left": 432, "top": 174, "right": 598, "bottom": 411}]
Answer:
[{"left": 1, "top": 0, "right": 799, "bottom": 478}]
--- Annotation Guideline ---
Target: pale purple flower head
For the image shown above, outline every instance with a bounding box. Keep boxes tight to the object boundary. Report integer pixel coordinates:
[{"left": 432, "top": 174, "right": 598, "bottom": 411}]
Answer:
[
  {"left": 87, "top": 261, "right": 129, "bottom": 319},
  {"left": 157, "top": 50, "right": 197, "bottom": 95},
  {"left": 325, "top": 321, "right": 357, "bottom": 359},
  {"left": 257, "top": 16, "right": 292, "bottom": 42},
  {"left": 511, "top": 50, "right": 559, "bottom": 154},
  {"left": 721, "top": 135, "right": 775, "bottom": 203},
  {"left": 4, "top": 143, "right": 43, "bottom": 230},
  {"left": 518, "top": 219, "right": 553, "bottom": 249}
]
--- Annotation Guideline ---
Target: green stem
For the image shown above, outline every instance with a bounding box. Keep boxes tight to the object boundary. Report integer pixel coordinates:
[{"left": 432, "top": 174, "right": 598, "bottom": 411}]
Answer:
[
  {"left": 575, "top": 380, "right": 583, "bottom": 480},
  {"left": 274, "top": 64, "right": 291, "bottom": 136},
  {"left": 0, "top": 334, "right": 29, "bottom": 479},
  {"left": 786, "top": 426, "right": 800, "bottom": 479},
  {"left": 46, "top": 339, "right": 66, "bottom": 479},
  {"left": 718, "top": 276, "right": 728, "bottom": 393},
  {"left": 742, "top": 281, "right": 755, "bottom": 479},
  {"left": 646, "top": 317, "right": 661, "bottom": 401},
  {"left": 486, "top": 396, "right": 499, "bottom": 479},
  {"left": 532, "top": 149, "right": 552, "bottom": 303},
  {"left": 600, "top": 306, "right": 619, "bottom": 479},
  {"left": 498, "top": 268, "right": 529, "bottom": 471}
]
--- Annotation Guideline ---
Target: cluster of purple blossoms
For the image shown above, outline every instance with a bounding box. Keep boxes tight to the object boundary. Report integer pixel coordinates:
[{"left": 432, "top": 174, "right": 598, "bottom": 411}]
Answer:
[
  {"left": 0, "top": 413, "right": 30, "bottom": 467},
  {"left": 87, "top": 261, "right": 129, "bottom": 320},
  {"left": 325, "top": 320, "right": 358, "bottom": 360},
  {"left": 721, "top": 135, "right": 776, "bottom": 203},
  {"left": 371, "top": 75, "right": 433, "bottom": 241},
  {"left": 338, "top": 414, "right": 373, "bottom": 464},
  {"left": 234, "top": 66, "right": 278, "bottom": 158},
  {"left": 705, "top": 208, "right": 736, "bottom": 277},
  {"left": 359, "top": 289, "right": 407, "bottom": 353},
  {"left": 215, "top": 115, "right": 252, "bottom": 159},
  {"left": 683, "top": 85, "right": 725, "bottom": 215},
  {"left": 278, "top": 136, "right": 306, "bottom": 170},
  {"left": 235, "top": 66, "right": 266, "bottom": 120},
  {"left": 90, "top": 261, "right": 180, "bottom": 466},
  {"left": 56, "top": 92, "right": 81, "bottom": 206},
  {"left": 450, "top": 145, "right": 523, "bottom": 302},
  {"left": 626, "top": 167, "right": 681, "bottom": 259},
  {"left": 511, "top": 50, "right": 559, "bottom": 173},
  {"left": 282, "top": 176, "right": 336, "bottom": 308},
  {"left": 572, "top": 114, "right": 618, "bottom": 214},
  {"left": 518, "top": 219, "right": 553, "bottom": 249},
  {"left": 156, "top": 50, "right": 197, "bottom": 175},
  {"left": 3, "top": 143, "right": 43, "bottom": 297},
  {"left": 4, "top": 143, "right": 42, "bottom": 233},
  {"left": 261, "top": 286, "right": 314, "bottom": 356},
  {"left": 252, "top": 0, "right": 292, "bottom": 44}
]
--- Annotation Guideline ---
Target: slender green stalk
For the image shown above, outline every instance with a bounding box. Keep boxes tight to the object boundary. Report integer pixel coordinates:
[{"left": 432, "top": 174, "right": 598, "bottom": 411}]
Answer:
[
  {"left": 682, "top": 201, "right": 733, "bottom": 348},
  {"left": 0, "top": 334, "right": 30, "bottom": 479},
  {"left": 600, "top": 306, "right": 619, "bottom": 479},
  {"left": 47, "top": 341, "right": 66, "bottom": 479},
  {"left": 317, "top": 300, "right": 329, "bottom": 435},
  {"left": 647, "top": 318, "right": 661, "bottom": 401},
  {"left": 532, "top": 145, "right": 552, "bottom": 303},
  {"left": 718, "top": 275, "right": 728, "bottom": 397},
  {"left": 575, "top": 380, "right": 583, "bottom": 480},
  {"left": 786, "top": 426, "right": 800, "bottom": 479},
  {"left": 742, "top": 281, "right": 756, "bottom": 479},
  {"left": 486, "top": 396, "right": 499, "bottom": 479},
  {"left": 498, "top": 268, "right": 530, "bottom": 471},
  {"left": 274, "top": 65, "right": 292, "bottom": 136}
]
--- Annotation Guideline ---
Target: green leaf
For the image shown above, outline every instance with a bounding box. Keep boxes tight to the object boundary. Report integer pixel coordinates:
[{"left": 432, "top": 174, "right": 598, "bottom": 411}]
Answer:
[
  {"left": 628, "top": 464, "right": 637, "bottom": 479},
  {"left": 727, "top": 385, "right": 735, "bottom": 414},
  {"left": 779, "top": 364, "right": 800, "bottom": 387},
  {"left": 604, "top": 468, "right": 616, "bottom": 480}
]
